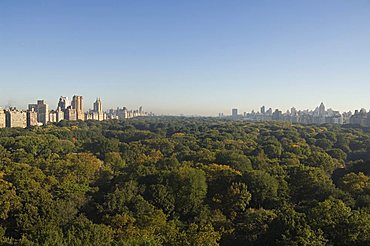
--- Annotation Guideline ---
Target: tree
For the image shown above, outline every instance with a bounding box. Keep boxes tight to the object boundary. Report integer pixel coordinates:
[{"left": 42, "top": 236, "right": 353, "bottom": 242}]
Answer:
[
  {"left": 223, "top": 182, "right": 252, "bottom": 218},
  {"left": 216, "top": 150, "right": 252, "bottom": 173},
  {"left": 169, "top": 167, "right": 208, "bottom": 216},
  {"left": 243, "top": 170, "right": 279, "bottom": 208},
  {"left": 231, "top": 208, "right": 277, "bottom": 245},
  {"left": 309, "top": 199, "right": 351, "bottom": 243},
  {"left": 181, "top": 223, "right": 220, "bottom": 246},
  {"left": 262, "top": 143, "right": 282, "bottom": 159},
  {"left": 286, "top": 165, "right": 337, "bottom": 204},
  {"left": 0, "top": 173, "right": 20, "bottom": 220},
  {"left": 339, "top": 172, "right": 370, "bottom": 196},
  {"left": 104, "top": 152, "right": 126, "bottom": 172},
  {"left": 304, "top": 151, "right": 340, "bottom": 174},
  {"left": 309, "top": 198, "right": 370, "bottom": 245},
  {"left": 64, "top": 215, "right": 113, "bottom": 246},
  {"left": 265, "top": 206, "right": 327, "bottom": 245}
]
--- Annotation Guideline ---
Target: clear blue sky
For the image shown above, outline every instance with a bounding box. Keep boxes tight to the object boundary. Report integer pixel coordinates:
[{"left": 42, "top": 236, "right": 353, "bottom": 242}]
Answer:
[{"left": 1, "top": 0, "right": 370, "bottom": 115}]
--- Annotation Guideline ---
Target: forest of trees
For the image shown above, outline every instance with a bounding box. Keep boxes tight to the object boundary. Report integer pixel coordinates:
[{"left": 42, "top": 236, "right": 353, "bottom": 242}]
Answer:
[{"left": 1, "top": 117, "right": 370, "bottom": 245}]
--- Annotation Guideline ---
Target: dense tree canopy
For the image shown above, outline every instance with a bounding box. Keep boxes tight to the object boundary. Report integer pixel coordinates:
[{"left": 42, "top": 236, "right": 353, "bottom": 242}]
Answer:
[{"left": 0, "top": 117, "right": 370, "bottom": 245}]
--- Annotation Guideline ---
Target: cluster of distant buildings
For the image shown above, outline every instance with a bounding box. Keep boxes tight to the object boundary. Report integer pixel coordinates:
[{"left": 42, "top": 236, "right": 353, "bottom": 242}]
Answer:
[
  {"left": 0, "top": 95, "right": 152, "bottom": 128},
  {"left": 222, "top": 103, "right": 370, "bottom": 127}
]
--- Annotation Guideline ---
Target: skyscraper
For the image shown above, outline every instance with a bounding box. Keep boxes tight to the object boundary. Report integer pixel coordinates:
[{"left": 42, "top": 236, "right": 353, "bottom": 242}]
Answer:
[
  {"left": 319, "top": 102, "right": 326, "bottom": 117},
  {"left": 231, "top": 108, "right": 240, "bottom": 120},
  {"left": 36, "top": 100, "right": 49, "bottom": 125},
  {"left": 72, "top": 95, "right": 84, "bottom": 121},
  {"left": 58, "top": 96, "right": 70, "bottom": 111},
  {"left": 261, "top": 106, "right": 266, "bottom": 114},
  {"left": 92, "top": 98, "right": 104, "bottom": 121},
  {"left": 93, "top": 98, "right": 102, "bottom": 113},
  {"left": 291, "top": 107, "right": 297, "bottom": 116},
  {"left": 28, "top": 100, "right": 49, "bottom": 125}
]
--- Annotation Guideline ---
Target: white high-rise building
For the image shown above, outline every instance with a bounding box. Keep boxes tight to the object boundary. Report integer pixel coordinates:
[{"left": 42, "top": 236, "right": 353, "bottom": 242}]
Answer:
[
  {"left": 319, "top": 102, "right": 326, "bottom": 117},
  {"left": 92, "top": 98, "right": 104, "bottom": 121}
]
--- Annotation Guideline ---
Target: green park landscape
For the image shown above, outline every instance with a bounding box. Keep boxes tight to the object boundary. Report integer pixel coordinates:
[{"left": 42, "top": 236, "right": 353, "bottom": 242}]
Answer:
[{"left": 1, "top": 117, "right": 370, "bottom": 245}]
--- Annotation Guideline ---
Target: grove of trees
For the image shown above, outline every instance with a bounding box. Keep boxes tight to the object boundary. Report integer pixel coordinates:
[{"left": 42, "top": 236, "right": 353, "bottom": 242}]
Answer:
[{"left": 1, "top": 117, "right": 370, "bottom": 245}]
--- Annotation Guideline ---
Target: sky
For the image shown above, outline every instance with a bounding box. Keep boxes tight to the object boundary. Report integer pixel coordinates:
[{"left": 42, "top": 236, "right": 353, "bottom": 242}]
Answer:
[{"left": 1, "top": 0, "right": 370, "bottom": 116}]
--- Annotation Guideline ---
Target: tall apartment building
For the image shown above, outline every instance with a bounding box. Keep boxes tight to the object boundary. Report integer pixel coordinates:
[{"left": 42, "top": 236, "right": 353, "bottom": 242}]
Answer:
[
  {"left": 49, "top": 110, "right": 58, "bottom": 123},
  {"left": 6, "top": 109, "right": 27, "bottom": 128},
  {"left": 232, "top": 108, "right": 238, "bottom": 119},
  {"left": 261, "top": 106, "right": 266, "bottom": 114},
  {"left": 72, "top": 95, "right": 84, "bottom": 121},
  {"left": 49, "top": 108, "right": 65, "bottom": 123},
  {"left": 0, "top": 108, "right": 5, "bottom": 128},
  {"left": 28, "top": 100, "right": 49, "bottom": 125},
  {"left": 318, "top": 102, "right": 326, "bottom": 117},
  {"left": 36, "top": 100, "right": 49, "bottom": 125},
  {"left": 65, "top": 107, "right": 77, "bottom": 121},
  {"left": 92, "top": 98, "right": 104, "bottom": 121},
  {"left": 57, "top": 96, "right": 70, "bottom": 111},
  {"left": 117, "top": 107, "right": 128, "bottom": 120},
  {"left": 93, "top": 98, "right": 102, "bottom": 113},
  {"left": 28, "top": 104, "right": 37, "bottom": 114},
  {"left": 56, "top": 108, "right": 64, "bottom": 122},
  {"left": 27, "top": 109, "right": 39, "bottom": 127}
]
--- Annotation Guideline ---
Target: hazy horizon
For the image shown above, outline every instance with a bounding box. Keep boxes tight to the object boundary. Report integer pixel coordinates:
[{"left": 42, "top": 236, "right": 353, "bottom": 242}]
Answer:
[{"left": 1, "top": 0, "right": 370, "bottom": 115}]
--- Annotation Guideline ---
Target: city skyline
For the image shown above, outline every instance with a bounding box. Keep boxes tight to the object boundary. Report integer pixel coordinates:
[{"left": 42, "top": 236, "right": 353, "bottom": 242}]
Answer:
[
  {"left": 1, "top": 1, "right": 370, "bottom": 115},
  {"left": 0, "top": 94, "right": 150, "bottom": 128},
  {"left": 227, "top": 102, "right": 347, "bottom": 125},
  {"left": 3, "top": 93, "right": 370, "bottom": 118},
  {"left": 3, "top": 96, "right": 370, "bottom": 129},
  {"left": 3, "top": 96, "right": 370, "bottom": 117},
  {"left": 0, "top": 95, "right": 147, "bottom": 114}
]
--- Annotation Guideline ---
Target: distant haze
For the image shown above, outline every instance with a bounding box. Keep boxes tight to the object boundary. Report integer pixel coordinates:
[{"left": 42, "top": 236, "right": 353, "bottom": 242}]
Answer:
[{"left": 1, "top": 0, "right": 370, "bottom": 115}]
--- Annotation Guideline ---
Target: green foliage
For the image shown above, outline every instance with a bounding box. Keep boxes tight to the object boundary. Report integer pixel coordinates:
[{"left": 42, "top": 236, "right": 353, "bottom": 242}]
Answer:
[
  {"left": 286, "top": 165, "right": 337, "bottom": 204},
  {"left": 266, "top": 206, "right": 328, "bottom": 245},
  {"left": 230, "top": 208, "right": 277, "bottom": 245},
  {"left": 339, "top": 172, "right": 370, "bottom": 196},
  {"left": 170, "top": 167, "right": 208, "bottom": 216},
  {"left": 0, "top": 118, "right": 370, "bottom": 245},
  {"left": 215, "top": 150, "right": 252, "bottom": 172},
  {"left": 243, "top": 170, "right": 279, "bottom": 208}
]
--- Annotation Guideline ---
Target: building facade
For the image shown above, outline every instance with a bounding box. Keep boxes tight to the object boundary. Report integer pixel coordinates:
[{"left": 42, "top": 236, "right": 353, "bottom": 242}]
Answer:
[
  {"left": 0, "top": 108, "right": 5, "bottom": 128},
  {"left": 27, "top": 110, "right": 39, "bottom": 127},
  {"left": 28, "top": 100, "right": 49, "bottom": 125},
  {"left": 36, "top": 100, "right": 49, "bottom": 125},
  {"left": 65, "top": 107, "right": 77, "bottom": 121},
  {"left": 6, "top": 109, "right": 27, "bottom": 128},
  {"left": 57, "top": 96, "right": 70, "bottom": 111},
  {"left": 92, "top": 98, "right": 104, "bottom": 121},
  {"left": 72, "top": 95, "right": 84, "bottom": 121}
]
